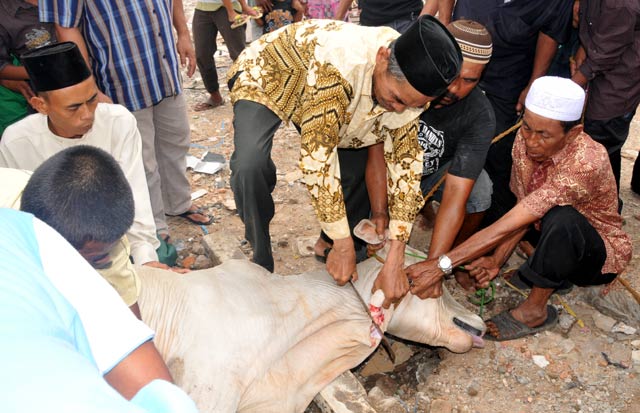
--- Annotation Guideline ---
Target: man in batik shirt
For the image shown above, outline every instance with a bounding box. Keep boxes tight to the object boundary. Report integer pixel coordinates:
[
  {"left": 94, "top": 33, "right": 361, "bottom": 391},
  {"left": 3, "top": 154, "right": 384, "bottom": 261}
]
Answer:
[{"left": 228, "top": 16, "right": 462, "bottom": 307}]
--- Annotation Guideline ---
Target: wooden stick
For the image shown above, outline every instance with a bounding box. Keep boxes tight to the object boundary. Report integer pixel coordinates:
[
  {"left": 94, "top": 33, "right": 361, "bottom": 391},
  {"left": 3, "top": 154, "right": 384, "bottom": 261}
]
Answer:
[{"left": 617, "top": 276, "right": 640, "bottom": 305}]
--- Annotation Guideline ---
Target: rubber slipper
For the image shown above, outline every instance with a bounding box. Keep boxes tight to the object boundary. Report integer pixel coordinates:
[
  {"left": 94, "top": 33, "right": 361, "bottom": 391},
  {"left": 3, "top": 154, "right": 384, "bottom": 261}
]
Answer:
[
  {"left": 315, "top": 247, "right": 332, "bottom": 264},
  {"left": 484, "top": 305, "right": 558, "bottom": 342},
  {"left": 193, "top": 97, "right": 224, "bottom": 112},
  {"left": 230, "top": 14, "right": 250, "bottom": 29},
  {"left": 172, "top": 208, "right": 214, "bottom": 225}
]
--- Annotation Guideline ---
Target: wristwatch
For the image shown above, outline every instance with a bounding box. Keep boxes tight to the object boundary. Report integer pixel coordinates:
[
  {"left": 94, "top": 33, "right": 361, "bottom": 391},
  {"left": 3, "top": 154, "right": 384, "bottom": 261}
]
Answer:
[{"left": 437, "top": 254, "right": 454, "bottom": 279}]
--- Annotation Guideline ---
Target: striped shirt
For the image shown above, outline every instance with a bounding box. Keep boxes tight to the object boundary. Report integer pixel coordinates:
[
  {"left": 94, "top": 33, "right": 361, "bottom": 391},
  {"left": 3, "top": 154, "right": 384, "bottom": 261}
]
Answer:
[{"left": 39, "top": 0, "right": 182, "bottom": 112}]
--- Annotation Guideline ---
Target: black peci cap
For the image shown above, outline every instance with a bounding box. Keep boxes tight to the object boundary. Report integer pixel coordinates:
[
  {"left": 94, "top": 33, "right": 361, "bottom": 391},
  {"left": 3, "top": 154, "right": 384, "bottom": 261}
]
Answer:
[
  {"left": 394, "top": 15, "right": 462, "bottom": 97},
  {"left": 21, "top": 42, "right": 92, "bottom": 93}
]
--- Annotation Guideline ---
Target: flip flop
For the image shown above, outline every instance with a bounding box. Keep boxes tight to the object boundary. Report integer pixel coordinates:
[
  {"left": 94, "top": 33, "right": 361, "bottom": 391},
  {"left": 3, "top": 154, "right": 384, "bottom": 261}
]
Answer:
[
  {"left": 173, "top": 208, "right": 214, "bottom": 225},
  {"left": 484, "top": 305, "right": 558, "bottom": 342},
  {"left": 230, "top": 14, "right": 250, "bottom": 29},
  {"left": 193, "top": 97, "right": 224, "bottom": 112}
]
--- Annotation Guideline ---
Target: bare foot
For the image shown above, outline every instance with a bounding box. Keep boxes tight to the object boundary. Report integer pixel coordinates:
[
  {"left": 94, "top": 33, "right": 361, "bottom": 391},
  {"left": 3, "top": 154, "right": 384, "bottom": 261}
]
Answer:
[{"left": 314, "top": 237, "right": 332, "bottom": 257}]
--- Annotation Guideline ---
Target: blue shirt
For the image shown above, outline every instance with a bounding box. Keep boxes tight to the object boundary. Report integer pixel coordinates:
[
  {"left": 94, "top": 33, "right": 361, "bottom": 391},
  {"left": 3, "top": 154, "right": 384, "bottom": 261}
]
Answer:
[
  {"left": 39, "top": 0, "right": 182, "bottom": 112},
  {"left": 0, "top": 209, "right": 151, "bottom": 412}
]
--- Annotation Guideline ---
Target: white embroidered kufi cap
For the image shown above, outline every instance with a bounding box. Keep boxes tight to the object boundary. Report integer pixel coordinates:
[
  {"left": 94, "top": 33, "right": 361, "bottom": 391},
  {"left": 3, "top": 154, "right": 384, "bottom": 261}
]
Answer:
[{"left": 525, "top": 76, "right": 585, "bottom": 122}]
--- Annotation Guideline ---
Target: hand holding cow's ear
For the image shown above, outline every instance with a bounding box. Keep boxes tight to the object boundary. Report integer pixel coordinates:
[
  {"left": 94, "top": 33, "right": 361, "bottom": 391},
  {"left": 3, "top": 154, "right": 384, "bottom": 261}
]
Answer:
[{"left": 405, "top": 259, "right": 444, "bottom": 299}]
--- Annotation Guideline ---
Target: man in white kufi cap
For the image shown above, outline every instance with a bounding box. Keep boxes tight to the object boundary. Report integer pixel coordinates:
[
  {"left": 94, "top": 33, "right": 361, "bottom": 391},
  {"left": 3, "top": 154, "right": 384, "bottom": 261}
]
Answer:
[{"left": 405, "top": 76, "right": 632, "bottom": 341}]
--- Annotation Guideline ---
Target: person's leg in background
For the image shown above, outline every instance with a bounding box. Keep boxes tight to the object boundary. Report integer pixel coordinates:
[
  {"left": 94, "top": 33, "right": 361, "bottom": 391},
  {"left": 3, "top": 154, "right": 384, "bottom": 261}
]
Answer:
[
  {"left": 230, "top": 100, "right": 282, "bottom": 272},
  {"left": 193, "top": 8, "right": 225, "bottom": 110}
]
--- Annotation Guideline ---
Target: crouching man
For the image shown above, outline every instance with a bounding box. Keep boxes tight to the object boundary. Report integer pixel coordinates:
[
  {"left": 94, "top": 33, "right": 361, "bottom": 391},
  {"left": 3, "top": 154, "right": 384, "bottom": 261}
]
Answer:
[{"left": 405, "top": 76, "right": 632, "bottom": 341}]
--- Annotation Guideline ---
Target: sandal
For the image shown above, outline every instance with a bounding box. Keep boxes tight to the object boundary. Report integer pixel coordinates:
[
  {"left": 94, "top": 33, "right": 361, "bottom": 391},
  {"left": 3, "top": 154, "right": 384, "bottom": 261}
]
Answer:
[
  {"left": 230, "top": 14, "right": 250, "bottom": 29},
  {"left": 172, "top": 208, "right": 214, "bottom": 225},
  {"left": 485, "top": 305, "right": 558, "bottom": 341}
]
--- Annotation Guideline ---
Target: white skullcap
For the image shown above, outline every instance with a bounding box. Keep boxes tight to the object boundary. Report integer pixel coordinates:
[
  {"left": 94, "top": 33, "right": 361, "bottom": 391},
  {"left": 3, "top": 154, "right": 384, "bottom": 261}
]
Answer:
[{"left": 525, "top": 76, "right": 585, "bottom": 122}]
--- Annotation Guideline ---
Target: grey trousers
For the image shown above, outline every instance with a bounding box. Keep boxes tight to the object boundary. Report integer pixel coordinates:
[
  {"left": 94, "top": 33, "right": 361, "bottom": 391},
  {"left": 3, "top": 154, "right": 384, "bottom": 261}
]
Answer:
[
  {"left": 133, "top": 94, "right": 192, "bottom": 235},
  {"left": 230, "top": 100, "right": 282, "bottom": 271},
  {"left": 193, "top": 8, "right": 247, "bottom": 94}
]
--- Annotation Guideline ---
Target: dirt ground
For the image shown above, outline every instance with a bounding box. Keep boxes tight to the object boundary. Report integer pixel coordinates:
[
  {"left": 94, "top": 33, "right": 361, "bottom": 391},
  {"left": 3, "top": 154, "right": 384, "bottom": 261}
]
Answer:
[{"left": 168, "top": 5, "right": 640, "bottom": 412}]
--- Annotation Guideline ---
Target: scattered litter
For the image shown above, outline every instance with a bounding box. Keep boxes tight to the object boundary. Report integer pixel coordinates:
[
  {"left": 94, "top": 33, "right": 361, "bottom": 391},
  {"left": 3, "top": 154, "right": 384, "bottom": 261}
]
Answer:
[
  {"left": 191, "top": 189, "right": 208, "bottom": 201},
  {"left": 186, "top": 151, "right": 225, "bottom": 174},
  {"left": 532, "top": 355, "right": 549, "bottom": 368},
  {"left": 222, "top": 198, "right": 236, "bottom": 211}
]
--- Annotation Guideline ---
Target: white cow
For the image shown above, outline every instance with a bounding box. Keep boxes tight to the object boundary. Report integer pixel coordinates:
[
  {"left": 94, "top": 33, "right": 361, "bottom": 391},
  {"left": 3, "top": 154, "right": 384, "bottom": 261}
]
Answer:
[{"left": 137, "top": 248, "right": 485, "bottom": 413}]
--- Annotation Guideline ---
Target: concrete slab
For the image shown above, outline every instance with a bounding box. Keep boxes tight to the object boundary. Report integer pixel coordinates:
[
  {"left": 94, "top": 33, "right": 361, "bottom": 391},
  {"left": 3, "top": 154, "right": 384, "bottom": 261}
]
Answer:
[
  {"left": 314, "top": 371, "right": 377, "bottom": 413},
  {"left": 201, "top": 232, "right": 248, "bottom": 266}
]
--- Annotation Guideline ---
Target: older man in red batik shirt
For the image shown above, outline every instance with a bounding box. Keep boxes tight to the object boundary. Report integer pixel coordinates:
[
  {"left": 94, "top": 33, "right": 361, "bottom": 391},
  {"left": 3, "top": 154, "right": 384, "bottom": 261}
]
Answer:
[{"left": 404, "top": 76, "right": 632, "bottom": 341}]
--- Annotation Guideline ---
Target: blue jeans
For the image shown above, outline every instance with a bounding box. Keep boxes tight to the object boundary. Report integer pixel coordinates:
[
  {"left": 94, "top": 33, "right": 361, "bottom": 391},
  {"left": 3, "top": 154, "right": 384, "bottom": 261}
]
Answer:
[{"left": 420, "top": 162, "right": 493, "bottom": 214}]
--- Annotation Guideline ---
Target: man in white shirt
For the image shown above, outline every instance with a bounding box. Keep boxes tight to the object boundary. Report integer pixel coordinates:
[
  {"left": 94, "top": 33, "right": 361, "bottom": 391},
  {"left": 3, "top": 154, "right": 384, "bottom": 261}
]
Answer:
[{"left": 0, "top": 42, "right": 167, "bottom": 268}]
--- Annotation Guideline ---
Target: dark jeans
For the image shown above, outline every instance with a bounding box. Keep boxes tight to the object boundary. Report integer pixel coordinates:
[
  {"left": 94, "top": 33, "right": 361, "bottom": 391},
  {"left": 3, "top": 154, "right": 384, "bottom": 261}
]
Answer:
[
  {"left": 584, "top": 111, "right": 636, "bottom": 193},
  {"left": 230, "top": 100, "right": 281, "bottom": 271},
  {"left": 481, "top": 92, "right": 520, "bottom": 226},
  {"left": 193, "top": 8, "right": 247, "bottom": 94},
  {"left": 518, "top": 206, "right": 616, "bottom": 290}
]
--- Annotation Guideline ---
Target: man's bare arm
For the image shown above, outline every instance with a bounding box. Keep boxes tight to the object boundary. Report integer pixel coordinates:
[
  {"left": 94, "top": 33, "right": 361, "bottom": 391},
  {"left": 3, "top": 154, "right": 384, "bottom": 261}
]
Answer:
[
  {"left": 427, "top": 173, "right": 475, "bottom": 258},
  {"left": 515, "top": 32, "right": 558, "bottom": 113},
  {"left": 104, "top": 340, "right": 173, "bottom": 400}
]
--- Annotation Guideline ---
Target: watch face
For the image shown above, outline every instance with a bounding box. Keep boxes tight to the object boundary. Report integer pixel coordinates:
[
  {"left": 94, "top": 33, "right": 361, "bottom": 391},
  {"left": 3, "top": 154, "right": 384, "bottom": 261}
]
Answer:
[{"left": 440, "top": 255, "right": 452, "bottom": 268}]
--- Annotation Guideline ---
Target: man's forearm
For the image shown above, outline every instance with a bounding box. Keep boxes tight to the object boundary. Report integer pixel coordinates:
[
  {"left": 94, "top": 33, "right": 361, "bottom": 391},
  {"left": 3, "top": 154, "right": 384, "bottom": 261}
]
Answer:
[
  {"left": 172, "top": 0, "right": 190, "bottom": 36},
  {"left": 334, "top": 0, "right": 352, "bottom": 20},
  {"left": 365, "top": 143, "right": 388, "bottom": 215},
  {"left": 490, "top": 227, "right": 528, "bottom": 267},
  {"left": 436, "top": 0, "right": 454, "bottom": 25},
  {"left": 529, "top": 32, "right": 558, "bottom": 86},
  {"left": 446, "top": 203, "right": 537, "bottom": 268},
  {"left": 0, "top": 65, "right": 29, "bottom": 80},
  {"left": 55, "top": 25, "right": 91, "bottom": 65}
]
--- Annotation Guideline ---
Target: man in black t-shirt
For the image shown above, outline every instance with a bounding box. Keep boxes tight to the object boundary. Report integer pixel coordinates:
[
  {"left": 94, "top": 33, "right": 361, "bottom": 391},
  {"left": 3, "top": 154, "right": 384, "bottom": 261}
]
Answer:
[
  {"left": 433, "top": 0, "right": 574, "bottom": 225},
  {"left": 366, "top": 20, "right": 496, "bottom": 289}
]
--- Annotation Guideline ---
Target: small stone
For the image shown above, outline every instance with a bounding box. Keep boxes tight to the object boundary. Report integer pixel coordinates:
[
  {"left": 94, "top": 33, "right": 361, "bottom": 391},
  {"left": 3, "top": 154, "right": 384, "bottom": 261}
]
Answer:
[
  {"left": 222, "top": 198, "right": 236, "bottom": 211},
  {"left": 414, "top": 392, "right": 430, "bottom": 412},
  {"left": 181, "top": 255, "right": 196, "bottom": 269},
  {"left": 391, "top": 341, "right": 414, "bottom": 366},
  {"left": 532, "top": 355, "right": 549, "bottom": 368},
  {"left": 516, "top": 375, "right": 530, "bottom": 385},
  {"left": 632, "top": 350, "right": 640, "bottom": 364},
  {"left": 295, "top": 236, "right": 318, "bottom": 257},
  {"left": 375, "top": 375, "right": 398, "bottom": 397},
  {"left": 592, "top": 312, "right": 617, "bottom": 333},
  {"left": 497, "top": 365, "right": 507, "bottom": 374},
  {"left": 466, "top": 381, "right": 479, "bottom": 396},
  {"left": 367, "top": 387, "right": 405, "bottom": 413},
  {"left": 611, "top": 322, "right": 637, "bottom": 335},
  {"left": 191, "top": 243, "right": 206, "bottom": 256},
  {"left": 430, "top": 399, "right": 453, "bottom": 413},
  {"left": 631, "top": 340, "right": 640, "bottom": 349},
  {"left": 193, "top": 255, "right": 212, "bottom": 269},
  {"left": 559, "top": 338, "right": 576, "bottom": 354},
  {"left": 559, "top": 314, "right": 577, "bottom": 331}
]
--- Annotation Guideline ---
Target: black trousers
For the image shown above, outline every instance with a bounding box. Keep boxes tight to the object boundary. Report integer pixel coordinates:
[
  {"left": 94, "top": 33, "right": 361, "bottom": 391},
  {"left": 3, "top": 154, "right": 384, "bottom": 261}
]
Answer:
[
  {"left": 519, "top": 206, "right": 616, "bottom": 289},
  {"left": 230, "top": 100, "right": 281, "bottom": 272},
  {"left": 584, "top": 110, "right": 636, "bottom": 193}
]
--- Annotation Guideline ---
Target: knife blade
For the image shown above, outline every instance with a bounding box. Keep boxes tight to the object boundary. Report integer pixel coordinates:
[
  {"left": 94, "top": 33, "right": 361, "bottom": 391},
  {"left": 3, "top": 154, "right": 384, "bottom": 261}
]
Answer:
[{"left": 348, "top": 281, "right": 396, "bottom": 363}]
